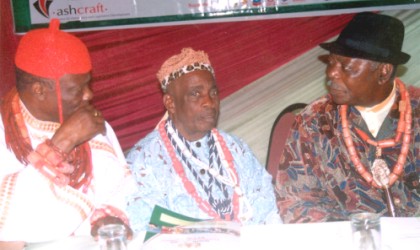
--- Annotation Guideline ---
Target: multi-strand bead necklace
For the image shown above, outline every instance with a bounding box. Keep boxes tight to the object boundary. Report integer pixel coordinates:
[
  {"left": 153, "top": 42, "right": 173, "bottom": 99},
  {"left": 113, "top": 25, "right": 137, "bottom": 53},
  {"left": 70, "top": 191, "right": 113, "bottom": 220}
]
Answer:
[
  {"left": 341, "top": 79, "right": 412, "bottom": 189},
  {"left": 159, "top": 119, "right": 252, "bottom": 222}
]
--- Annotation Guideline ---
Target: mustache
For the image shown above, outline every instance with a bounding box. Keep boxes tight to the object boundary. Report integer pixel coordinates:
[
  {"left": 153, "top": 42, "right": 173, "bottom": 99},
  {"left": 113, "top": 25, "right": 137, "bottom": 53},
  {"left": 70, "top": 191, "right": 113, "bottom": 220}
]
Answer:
[
  {"left": 327, "top": 81, "right": 346, "bottom": 91},
  {"left": 201, "top": 108, "right": 218, "bottom": 117}
]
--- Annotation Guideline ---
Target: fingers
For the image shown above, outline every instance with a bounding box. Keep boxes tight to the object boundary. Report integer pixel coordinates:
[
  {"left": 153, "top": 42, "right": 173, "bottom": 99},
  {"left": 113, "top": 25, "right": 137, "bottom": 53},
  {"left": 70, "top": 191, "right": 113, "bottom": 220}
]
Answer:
[
  {"left": 91, "top": 108, "right": 107, "bottom": 136},
  {"left": 87, "top": 106, "right": 103, "bottom": 122},
  {"left": 93, "top": 109, "right": 102, "bottom": 118},
  {"left": 67, "top": 106, "right": 106, "bottom": 138},
  {"left": 51, "top": 106, "right": 107, "bottom": 154},
  {"left": 83, "top": 105, "right": 101, "bottom": 118}
]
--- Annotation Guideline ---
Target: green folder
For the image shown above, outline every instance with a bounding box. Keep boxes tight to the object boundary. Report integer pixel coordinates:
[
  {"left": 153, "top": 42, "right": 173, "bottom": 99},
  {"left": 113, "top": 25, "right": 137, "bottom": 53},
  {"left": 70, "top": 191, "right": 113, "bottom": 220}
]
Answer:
[{"left": 144, "top": 205, "right": 206, "bottom": 242}]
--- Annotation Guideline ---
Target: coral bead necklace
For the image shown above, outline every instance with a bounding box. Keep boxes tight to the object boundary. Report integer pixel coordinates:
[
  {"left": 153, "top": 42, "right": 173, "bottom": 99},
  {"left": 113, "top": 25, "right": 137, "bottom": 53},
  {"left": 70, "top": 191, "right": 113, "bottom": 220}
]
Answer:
[
  {"left": 159, "top": 119, "right": 252, "bottom": 222},
  {"left": 340, "top": 79, "right": 412, "bottom": 189}
]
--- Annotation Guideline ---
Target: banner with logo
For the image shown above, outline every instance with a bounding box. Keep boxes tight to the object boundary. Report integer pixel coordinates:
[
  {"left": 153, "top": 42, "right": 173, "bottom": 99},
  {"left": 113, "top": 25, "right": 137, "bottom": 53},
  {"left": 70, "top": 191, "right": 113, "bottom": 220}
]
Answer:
[{"left": 12, "top": 0, "right": 420, "bottom": 33}]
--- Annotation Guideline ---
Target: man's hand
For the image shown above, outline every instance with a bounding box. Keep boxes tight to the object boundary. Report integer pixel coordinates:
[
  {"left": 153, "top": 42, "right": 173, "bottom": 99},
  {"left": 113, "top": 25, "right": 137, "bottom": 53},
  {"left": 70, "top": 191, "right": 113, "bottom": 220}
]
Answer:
[{"left": 50, "top": 105, "right": 106, "bottom": 153}]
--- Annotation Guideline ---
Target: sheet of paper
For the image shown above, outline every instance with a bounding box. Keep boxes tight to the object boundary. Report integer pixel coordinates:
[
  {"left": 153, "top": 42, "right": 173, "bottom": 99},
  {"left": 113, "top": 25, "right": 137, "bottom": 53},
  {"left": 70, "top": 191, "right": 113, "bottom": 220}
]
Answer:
[
  {"left": 142, "top": 221, "right": 240, "bottom": 250},
  {"left": 144, "top": 205, "right": 205, "bottom": 241}
]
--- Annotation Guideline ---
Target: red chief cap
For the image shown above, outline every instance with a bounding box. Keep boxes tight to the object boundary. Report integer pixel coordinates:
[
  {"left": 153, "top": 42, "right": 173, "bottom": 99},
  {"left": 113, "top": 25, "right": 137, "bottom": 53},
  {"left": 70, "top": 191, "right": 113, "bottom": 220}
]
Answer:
[{"left": 15, "top": 18, "right": 92, "bottom": 78}]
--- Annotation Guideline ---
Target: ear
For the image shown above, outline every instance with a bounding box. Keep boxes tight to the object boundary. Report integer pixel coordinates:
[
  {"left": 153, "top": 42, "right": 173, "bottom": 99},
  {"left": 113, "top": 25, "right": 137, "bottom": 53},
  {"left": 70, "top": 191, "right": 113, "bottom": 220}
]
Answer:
[
  {"left": 378, "top": 63, "right": 394, "bottom": 85},
  {"left": 163, "top": 94, "right": 175, "bottom": 114}
]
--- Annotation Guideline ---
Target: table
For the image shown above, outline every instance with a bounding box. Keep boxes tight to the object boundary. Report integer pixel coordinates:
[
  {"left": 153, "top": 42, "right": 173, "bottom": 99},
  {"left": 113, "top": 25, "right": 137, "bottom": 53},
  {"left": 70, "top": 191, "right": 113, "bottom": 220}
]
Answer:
[
  {"left": 24, "top": 217, "right": 420, "bottom": 250},
  {"left": 24, "top": 232, "right": 145, "bottom": 250},
  {"left": 241, "top": 217, "right": 420, "bottom": 250}
]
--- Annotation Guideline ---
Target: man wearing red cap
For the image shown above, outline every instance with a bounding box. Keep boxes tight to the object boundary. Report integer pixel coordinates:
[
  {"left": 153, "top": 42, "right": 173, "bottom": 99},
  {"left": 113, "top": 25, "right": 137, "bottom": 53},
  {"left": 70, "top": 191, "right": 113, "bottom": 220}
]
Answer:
[{"left": 0, "top": 19, "right": 134, "bottom": 248}]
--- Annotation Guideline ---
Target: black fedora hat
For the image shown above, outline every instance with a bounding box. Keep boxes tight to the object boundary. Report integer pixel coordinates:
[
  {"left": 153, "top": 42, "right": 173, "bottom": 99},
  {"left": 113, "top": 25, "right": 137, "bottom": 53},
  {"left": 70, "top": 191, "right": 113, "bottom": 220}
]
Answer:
[{"left": 320, "top": 12, "right": 410, "bottom": 65}]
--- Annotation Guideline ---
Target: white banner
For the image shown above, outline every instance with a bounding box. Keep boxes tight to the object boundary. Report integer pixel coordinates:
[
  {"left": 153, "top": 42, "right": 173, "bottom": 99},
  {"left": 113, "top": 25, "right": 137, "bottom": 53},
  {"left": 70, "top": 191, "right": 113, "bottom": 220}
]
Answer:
[
  {"left": 30, "top": 0, "right": 134, "bottom": 24},
  {"left": 12, "top": 0, "right": 420, "bottom": 32},
  {"left": 29, "top": 0, "right": 366, "bottom": 24}
]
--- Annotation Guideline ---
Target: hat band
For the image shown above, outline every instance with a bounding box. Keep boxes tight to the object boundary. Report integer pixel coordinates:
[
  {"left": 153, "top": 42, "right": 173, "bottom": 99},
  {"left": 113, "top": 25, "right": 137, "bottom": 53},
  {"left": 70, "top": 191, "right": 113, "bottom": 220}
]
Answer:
[
  {"left": 343, "top": 38, "right": 391, "bottom": 58},
  {"left": 161, "top": 63, "right": 214, "bottom": 91}
]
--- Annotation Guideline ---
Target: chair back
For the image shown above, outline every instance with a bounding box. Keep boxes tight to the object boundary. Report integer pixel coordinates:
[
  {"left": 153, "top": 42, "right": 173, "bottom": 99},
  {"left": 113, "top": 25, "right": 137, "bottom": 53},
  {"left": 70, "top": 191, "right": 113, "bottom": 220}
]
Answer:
[{"left": 266, "top": 103, "right": 306, "bottom": 182}]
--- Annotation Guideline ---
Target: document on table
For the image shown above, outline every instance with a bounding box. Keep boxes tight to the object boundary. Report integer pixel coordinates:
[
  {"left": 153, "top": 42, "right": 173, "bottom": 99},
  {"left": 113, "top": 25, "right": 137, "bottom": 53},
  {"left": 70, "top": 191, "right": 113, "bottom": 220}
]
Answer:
[{"left": 142, "top": 220, "right": 241, "bottom": 250}]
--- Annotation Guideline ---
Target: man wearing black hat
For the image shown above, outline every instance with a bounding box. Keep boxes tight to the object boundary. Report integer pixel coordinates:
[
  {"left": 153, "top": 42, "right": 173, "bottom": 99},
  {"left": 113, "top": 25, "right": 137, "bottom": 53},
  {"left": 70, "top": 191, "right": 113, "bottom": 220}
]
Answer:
[{"left": 275, "top": 12, "right": 420, "bottom": 223}]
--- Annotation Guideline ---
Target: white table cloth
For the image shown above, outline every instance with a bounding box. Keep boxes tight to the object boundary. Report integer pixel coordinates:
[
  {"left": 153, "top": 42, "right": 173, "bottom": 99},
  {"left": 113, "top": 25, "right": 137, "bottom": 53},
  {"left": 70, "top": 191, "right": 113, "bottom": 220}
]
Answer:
[{"left": 24, "top": 217, "right": 420, "bottom": 250}]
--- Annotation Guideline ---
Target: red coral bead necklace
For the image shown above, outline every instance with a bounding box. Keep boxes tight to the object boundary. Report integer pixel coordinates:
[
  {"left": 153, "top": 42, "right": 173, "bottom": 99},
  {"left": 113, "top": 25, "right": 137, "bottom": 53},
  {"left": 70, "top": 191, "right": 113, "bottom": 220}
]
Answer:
[
  {"left": 159, "top": 120, "right": 252, "bottom": 222},
  {"left": 340, "top": 79, "right": 412, "bottom": 189}
]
